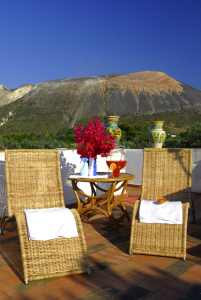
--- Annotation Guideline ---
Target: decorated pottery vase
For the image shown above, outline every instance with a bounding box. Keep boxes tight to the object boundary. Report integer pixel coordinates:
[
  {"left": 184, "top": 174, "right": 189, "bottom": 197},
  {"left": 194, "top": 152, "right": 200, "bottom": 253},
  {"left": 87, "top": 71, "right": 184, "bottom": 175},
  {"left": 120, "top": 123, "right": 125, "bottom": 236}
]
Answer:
[
  {"left": 151, "top": 121, "right": 166, "bottom": 148},
  {"left": 107, "top": 115, "right": 122, "bottom": 145}
]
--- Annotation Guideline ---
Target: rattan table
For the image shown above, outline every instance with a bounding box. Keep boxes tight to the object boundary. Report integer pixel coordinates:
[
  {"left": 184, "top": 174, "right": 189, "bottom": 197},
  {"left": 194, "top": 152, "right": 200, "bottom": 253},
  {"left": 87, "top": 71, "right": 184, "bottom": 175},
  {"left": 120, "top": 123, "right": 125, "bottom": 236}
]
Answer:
[{"left": 69, "top": 172, "right": 134, "bottom": 221}]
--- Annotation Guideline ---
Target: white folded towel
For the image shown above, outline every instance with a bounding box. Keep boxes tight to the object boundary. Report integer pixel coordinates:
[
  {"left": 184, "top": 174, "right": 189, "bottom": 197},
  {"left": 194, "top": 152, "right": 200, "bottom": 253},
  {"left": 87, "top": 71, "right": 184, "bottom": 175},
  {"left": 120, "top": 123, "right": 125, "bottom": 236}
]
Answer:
[
  {"left": 139, "top": 200, "right": 183, "bottom": 224},
  {"left": 24, "top": 207, "right": 79, "bottom": 240}
]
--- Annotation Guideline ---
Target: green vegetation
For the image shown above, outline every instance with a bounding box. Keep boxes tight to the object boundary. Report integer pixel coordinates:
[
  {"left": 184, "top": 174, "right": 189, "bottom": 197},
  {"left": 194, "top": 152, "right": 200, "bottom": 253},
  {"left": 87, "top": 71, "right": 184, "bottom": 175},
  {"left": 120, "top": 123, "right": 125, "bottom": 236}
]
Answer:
[
  {"left": 119, "top": 116, "right": 201, "bottom": 148},
  {"left": 0, "top": 129, "right": 75, "bottom": 149},
  {"left": 0, "top": 111, "right": 201, "bottom": 149}
]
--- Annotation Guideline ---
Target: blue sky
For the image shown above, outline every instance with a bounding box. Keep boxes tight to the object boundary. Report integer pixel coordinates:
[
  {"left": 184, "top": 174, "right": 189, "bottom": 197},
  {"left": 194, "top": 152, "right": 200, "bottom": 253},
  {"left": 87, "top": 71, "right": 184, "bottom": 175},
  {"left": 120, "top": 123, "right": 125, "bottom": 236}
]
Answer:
[{"left": 0, "top": 0, "right": 201, "bottom": 89}]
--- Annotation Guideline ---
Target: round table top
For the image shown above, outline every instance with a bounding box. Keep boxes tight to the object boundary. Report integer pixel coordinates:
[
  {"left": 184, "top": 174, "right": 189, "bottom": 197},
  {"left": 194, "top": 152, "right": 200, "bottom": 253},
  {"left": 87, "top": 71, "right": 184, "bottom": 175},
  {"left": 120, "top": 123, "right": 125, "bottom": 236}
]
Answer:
[{"left": 69, "top": 172, "right": 134, "bottom": 183}]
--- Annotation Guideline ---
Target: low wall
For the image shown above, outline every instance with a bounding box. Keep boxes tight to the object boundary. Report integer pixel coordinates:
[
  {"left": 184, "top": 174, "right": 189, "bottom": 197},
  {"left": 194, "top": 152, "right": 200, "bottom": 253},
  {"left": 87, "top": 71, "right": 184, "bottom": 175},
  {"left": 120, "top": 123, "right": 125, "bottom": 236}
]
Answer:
[{"left": 0, "top": 149, "right": 200, "bottom": 216}]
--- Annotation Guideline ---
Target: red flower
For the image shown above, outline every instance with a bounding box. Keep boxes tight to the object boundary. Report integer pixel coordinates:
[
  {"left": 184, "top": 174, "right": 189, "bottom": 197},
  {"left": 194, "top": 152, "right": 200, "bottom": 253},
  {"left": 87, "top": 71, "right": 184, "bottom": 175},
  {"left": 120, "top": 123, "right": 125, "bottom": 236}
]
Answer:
[{"left": 74, "top": 118, "right": 115, "bottom": 158}]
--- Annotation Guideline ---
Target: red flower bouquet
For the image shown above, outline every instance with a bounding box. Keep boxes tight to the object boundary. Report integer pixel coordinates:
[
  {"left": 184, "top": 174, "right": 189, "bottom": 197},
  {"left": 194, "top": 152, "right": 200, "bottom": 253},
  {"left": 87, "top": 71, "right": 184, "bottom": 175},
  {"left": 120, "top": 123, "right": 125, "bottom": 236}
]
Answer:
[{"left": 74, "top": 118, "right": 115, "bottom": 158}]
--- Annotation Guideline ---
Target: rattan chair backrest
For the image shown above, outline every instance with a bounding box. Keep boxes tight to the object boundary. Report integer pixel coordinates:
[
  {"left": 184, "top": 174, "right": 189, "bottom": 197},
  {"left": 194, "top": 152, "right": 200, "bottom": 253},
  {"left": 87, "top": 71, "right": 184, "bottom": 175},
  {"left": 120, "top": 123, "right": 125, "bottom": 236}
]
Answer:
[
  {"left": 5, "top": 149, "right": 64, "bottom": 216},
  {"left": 141, "top": 148, "right": 192, "bottom": 201}
]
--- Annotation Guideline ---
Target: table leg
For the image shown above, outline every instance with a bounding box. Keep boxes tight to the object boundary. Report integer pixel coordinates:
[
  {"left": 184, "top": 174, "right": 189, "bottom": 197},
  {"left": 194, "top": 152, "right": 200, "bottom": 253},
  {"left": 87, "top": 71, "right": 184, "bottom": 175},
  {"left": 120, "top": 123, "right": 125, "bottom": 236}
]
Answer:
[{"left": 107, "top": 181, "right": 130, "bottom": 222}]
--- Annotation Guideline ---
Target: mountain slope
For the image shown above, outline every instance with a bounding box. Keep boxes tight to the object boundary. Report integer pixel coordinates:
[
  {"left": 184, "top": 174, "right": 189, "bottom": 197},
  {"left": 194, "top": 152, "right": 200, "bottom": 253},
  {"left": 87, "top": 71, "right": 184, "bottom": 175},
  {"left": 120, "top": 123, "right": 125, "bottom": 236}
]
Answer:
[{"left": 0, "top": 71, "right": 201, "bottom": 134}]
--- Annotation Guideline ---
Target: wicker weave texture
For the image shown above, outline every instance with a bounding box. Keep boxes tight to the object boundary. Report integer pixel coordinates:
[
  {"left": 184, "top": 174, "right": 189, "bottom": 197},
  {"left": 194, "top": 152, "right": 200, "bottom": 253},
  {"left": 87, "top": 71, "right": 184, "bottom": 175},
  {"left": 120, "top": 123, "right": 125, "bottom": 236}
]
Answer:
[
  {"left": 16, "top": 209, "right": 87, "bottom": 282},
  {"left": 5, "top": 150, "right": 64, "bottom": 216},
  {"left": 5, "top": 150, "right": 88, "bottom": 283},
  {"left": 141, "top": 148, "right": 192, "bottom": 201},
  {"left": 130, "top": 200, "right": 189, "bottom": 258},
  {"left": 130, "top": 148, "right": 191, "bottom": 259}
]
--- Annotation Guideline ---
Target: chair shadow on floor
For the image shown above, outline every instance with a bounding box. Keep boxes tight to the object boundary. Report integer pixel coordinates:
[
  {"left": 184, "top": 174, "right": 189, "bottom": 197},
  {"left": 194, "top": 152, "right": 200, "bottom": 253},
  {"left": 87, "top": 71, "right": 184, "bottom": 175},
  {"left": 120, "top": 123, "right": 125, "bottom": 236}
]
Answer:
[
  {"left": 187, "top": 223, "right": 201, "bottom": 260},
  {"left": 90, "top": 206, "right": 133, "bottom": 254},
  {"left": 188, "top": 244, "right": 201, "bottom": 259}
]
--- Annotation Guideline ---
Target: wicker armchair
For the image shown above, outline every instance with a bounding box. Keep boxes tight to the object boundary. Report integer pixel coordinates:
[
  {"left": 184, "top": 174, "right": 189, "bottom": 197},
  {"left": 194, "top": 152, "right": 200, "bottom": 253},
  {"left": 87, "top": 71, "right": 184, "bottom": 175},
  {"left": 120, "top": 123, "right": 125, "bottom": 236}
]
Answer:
[
  {"left": 5, "top": 150, "right": 88, "bottom": 284},
  {"left": 129, "top": 148, "right": 192, "bottom": 259}
]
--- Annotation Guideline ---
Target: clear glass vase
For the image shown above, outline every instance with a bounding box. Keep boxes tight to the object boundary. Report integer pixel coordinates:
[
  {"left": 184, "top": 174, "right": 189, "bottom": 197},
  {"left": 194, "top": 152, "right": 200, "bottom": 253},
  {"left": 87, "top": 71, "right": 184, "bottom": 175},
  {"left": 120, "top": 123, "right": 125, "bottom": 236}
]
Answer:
[
  {"left": 88, "top": 158, "right": 97, "bottom": 177},
  {"left": 80, "top": 157, "right": 89, "bottom": 176},
  {"left": 80, "top": 157, "right": 97, "bottom": 177}
]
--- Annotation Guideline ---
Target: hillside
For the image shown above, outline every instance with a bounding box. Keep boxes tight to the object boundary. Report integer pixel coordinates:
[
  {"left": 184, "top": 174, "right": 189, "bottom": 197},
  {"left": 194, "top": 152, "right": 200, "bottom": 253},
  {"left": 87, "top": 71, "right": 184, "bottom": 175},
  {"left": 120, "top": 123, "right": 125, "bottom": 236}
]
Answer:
[{"left": 0, "top": 71, "right": 201, "bottom": 134}]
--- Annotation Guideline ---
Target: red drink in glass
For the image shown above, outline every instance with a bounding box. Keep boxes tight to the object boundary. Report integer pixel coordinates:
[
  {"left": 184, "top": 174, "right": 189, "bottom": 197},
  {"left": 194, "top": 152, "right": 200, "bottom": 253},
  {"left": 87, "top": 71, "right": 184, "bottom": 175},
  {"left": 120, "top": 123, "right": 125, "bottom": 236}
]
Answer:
[{"left": 106, "top": 160, "right": 127, "bottom": 177}]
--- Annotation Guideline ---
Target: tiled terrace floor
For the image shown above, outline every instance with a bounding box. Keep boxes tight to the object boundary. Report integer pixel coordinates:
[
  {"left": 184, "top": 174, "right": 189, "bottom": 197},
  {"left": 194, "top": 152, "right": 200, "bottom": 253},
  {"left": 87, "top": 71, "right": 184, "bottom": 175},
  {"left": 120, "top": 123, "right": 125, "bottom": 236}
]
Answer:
[{"left": 0, "top": 186, "right": 201, "bottom": 300}]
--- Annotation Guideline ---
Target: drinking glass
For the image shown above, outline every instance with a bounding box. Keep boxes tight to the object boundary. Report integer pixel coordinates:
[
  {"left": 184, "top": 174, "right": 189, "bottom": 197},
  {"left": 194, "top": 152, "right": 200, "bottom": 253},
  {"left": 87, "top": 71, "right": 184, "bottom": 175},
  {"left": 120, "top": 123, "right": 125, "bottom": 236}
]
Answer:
[{"left": 106, "top": 147, "right": 127, "bottom": 177}]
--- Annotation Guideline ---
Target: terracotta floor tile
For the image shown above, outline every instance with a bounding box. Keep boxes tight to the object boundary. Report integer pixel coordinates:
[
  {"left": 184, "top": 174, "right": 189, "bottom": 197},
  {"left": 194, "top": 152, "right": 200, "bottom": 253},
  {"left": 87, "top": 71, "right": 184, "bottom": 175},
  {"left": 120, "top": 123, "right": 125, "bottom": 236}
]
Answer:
[
  {"left": 0, "top": 186, "right": 201, "bottom": 299},
  {"left": 179, "top": 264, "right": 201, "bottom": 285}
]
